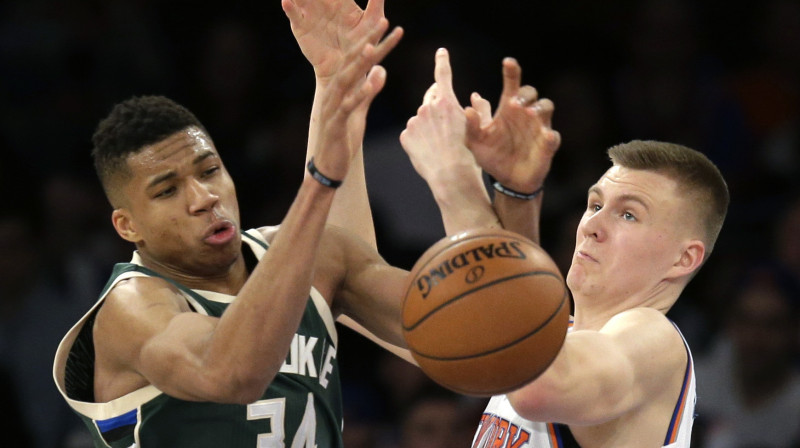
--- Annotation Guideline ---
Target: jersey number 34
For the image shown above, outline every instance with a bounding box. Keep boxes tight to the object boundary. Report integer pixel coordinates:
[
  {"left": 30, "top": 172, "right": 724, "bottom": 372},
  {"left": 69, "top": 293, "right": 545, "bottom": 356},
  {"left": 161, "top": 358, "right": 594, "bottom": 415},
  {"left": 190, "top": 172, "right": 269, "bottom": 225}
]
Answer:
[{"left": 248, "top": 393, "right": 317, "bottom": 448}]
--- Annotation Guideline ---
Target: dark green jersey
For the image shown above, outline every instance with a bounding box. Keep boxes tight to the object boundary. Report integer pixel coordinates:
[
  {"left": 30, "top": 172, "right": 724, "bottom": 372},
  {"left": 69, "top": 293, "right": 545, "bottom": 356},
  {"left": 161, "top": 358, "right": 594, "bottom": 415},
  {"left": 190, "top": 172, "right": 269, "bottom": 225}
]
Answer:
[{"left": 53, "top": 229, "right": 344, "bottom": 447}]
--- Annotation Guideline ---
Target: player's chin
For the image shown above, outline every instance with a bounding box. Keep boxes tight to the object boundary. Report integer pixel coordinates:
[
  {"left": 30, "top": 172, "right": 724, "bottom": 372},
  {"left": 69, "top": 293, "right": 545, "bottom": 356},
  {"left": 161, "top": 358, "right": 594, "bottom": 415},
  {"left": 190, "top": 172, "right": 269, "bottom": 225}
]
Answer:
[
  {"left": 564, "top": 267, "right": 583, "bottom": 292},
  {"left": 195, "top": 251, "right": 240, "bottom": 275},
  {"left": 199, "top": 233, "right": 241, "bottom": 259}
]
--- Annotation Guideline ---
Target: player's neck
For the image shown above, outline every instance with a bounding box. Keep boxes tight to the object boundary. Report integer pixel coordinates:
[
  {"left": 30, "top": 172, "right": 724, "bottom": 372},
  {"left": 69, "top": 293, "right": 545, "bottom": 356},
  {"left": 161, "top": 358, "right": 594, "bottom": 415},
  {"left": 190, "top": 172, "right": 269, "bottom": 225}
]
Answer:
[
  {"left": 137, "top": 251, "right": 249, "bottom": 295},
  {"left": 572, "top": 283, "right": 679, "bottom": 330},
  {"left": 570, "top": 307, "right": 613, "bottom": 331}
]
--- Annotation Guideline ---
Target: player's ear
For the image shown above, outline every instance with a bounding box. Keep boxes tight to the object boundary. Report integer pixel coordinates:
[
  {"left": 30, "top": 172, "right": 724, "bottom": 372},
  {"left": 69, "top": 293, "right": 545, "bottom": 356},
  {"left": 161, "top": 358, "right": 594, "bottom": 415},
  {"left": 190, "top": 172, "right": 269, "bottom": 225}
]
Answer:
[
  {"left": 112, "top": 209, "right": 142, "bottom": 243},
  {"left": 668, "top": 239, "right": 705, "bottom": 279}
]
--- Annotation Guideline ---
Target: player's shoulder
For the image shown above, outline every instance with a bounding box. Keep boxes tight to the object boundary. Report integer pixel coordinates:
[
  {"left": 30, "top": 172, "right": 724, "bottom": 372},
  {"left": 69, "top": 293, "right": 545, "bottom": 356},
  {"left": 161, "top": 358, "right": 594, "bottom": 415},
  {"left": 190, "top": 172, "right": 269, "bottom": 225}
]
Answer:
[
  {"left": 603, "top": 307, "right": 682, "bottom": 345},
  {"left": 101, "top": 274, "right": 188, "bottom": 318},
  {"left": 252, "top": 224, "right": 357, "bottom": 272},
  {"left": 610, "top": 307, "right": 671, "bottom": 325},
  {"left": 602, "top": 308, "right": 688, "bottom": 385},
  {"left": 252, "top": 225, "right": 279, "bottom": 244}
]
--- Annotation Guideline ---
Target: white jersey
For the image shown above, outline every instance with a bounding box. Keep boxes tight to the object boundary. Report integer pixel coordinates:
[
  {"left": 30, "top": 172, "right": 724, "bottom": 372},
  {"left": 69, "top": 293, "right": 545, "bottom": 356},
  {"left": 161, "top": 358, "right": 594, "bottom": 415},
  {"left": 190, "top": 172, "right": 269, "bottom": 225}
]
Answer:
[{"left": 471, "top": 322, "right": 696, "bottom": 447}]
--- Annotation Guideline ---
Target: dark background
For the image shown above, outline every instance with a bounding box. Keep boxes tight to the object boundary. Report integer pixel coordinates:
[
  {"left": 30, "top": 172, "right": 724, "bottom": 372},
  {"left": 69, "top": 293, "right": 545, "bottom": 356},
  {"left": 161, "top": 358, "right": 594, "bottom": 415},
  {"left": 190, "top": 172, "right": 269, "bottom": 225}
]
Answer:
[{"left": 1, "top": 0, "right": 799, "bottom": 447}]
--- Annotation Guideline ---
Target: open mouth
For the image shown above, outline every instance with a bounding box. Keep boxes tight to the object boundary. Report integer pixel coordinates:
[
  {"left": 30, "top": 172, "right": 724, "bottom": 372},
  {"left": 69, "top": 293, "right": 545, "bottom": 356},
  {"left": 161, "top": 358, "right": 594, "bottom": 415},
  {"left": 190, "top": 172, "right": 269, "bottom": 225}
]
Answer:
[{"left": 204, "top": 221, "right": 236, "bottom": 245}]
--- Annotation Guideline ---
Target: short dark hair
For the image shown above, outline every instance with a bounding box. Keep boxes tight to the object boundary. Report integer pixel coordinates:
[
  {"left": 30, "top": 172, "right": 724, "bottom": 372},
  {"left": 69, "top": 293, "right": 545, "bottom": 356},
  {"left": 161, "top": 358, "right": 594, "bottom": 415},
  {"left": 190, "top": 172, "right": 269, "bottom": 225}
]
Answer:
[
  {"left": 91, "top": 95, "right": 208, "bottom": 206},
  {"left": 607, "top": 140, "right": 730, "bottom": 259}
]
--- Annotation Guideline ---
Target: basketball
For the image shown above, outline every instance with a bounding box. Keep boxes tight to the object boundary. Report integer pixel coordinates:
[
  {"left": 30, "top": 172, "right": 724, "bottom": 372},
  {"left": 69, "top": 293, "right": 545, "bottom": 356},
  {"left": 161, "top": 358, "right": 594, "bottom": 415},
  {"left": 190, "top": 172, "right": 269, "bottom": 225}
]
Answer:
[{"left": 402, "top": 227, "right": 570, "bottom": 396}]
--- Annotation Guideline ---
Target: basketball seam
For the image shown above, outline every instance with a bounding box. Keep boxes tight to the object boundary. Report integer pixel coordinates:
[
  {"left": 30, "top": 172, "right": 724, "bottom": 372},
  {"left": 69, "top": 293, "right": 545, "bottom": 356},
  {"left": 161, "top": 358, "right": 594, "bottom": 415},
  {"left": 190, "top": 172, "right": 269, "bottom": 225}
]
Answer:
[
  {"left": 408, "top": 282, "right": 569, "bottom": 361},
  {"left": 403, "top": 270, "right": 564, "bottom": 332}
]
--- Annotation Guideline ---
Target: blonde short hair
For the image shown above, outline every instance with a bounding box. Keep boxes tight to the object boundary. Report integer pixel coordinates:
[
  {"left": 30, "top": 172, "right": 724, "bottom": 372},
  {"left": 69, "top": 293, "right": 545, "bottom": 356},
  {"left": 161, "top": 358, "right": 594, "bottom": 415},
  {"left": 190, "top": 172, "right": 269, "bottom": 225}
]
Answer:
[{"left": 608, "top": 140, "right": 729, "bottom": 259}]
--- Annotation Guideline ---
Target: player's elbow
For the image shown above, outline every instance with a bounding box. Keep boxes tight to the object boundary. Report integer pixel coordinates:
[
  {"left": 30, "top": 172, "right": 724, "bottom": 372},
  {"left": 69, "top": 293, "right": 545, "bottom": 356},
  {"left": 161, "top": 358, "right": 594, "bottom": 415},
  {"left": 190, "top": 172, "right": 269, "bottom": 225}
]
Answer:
[
  {"left": 506, "top": 376, "right": 562, "bottom": 420},
  {"left": 224, "top": 381, "right": 269, "bottom": 405},
  {"left": 190, "top": 374, "right": 266, "bottom": 405},
  {"left": 205, "top": 364, "right": 274, "bottom": 404},
  {"left": 140, "top": 341, "right": 273, "bottom": 404},
  {"left": 510, "top": 359, "right": 635, "bottom": 426}
]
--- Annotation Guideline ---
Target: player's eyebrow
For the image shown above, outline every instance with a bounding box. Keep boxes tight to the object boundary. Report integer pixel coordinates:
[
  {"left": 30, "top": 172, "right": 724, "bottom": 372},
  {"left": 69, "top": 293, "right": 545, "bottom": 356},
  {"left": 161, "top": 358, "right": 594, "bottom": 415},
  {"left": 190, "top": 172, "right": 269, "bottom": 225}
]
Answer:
[
  {"left": 146, "top": 150, "right": 216, "bottom": 189},
  {"left": 587, "top": 185, "right": 650, "bottom": 210},
  {"left": 147, "top": 171, "right": 175, "bottom": 189}
]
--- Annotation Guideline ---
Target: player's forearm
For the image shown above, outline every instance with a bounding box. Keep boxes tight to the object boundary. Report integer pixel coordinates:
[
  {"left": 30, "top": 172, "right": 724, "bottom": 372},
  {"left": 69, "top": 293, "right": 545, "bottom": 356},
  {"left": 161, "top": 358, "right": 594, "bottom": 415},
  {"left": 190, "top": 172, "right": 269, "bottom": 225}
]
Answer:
[
  {"left": 205, "top": 176, "right": 337, "bottom": 402},
  {"left": 329, "top": 149, "right": 377, "bottom": 247},
  {"left": 307, "top": 83, "right": 377, "bottom": 247},
  {"left": 507, "top": 330, "right": 633, "bottom": 425},
  {"left": 423, "top": 164, "right": 500, "bottom": 235},
  {"left": 305, "top": 83, "right": 326, "bottom": 165},
  {"left": 492, "top": 192, "right": 543, "bottom": 244}
]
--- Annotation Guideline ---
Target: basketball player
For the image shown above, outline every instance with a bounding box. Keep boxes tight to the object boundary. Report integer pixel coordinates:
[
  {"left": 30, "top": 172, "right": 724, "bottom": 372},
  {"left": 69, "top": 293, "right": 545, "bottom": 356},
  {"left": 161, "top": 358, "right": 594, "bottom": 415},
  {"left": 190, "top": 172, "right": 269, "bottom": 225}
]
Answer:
[
  {"left": 399, "top": 48, "right": 729, "bottom": 447},
  {"left": 51, "top": 0, "right": 415, "bottom": 446}
]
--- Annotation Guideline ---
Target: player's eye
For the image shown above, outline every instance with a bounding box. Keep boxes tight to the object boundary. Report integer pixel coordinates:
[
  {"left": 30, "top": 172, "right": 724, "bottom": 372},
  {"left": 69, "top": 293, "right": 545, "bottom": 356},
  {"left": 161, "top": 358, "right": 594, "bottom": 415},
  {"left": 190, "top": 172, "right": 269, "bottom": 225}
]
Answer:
[
  {"left": 155, "top": 186, "right": 176, "bottom": 198},
  {"left": 623, "top": 211, "right": 636, "bottom": 221},
  {"left": 202, "top": 166, "right": 219, "bottom": 177}
]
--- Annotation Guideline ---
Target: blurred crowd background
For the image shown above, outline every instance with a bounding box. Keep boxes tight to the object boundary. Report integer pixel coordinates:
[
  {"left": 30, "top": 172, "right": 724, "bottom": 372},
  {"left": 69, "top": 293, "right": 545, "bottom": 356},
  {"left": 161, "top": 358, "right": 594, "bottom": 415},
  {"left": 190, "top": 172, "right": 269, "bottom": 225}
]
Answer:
[{"left": 1, "top": 0, "right": 799, "bottom": 447}]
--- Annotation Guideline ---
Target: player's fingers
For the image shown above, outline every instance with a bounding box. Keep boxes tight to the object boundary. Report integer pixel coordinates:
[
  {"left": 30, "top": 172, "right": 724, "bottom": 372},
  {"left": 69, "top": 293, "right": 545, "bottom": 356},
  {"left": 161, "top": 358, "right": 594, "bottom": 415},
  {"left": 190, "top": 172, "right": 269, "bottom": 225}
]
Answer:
[
  {"left": 364, "top": 0, "right": 386, "bottom": 20},
  {"left": 357, "top": 65, "right": 388, "bottom": 108},
  {"left": 340, "top": 65, "right": 387, "bottom": 113},
  {"left": 291, "top": 0, "right": 315, "bottom": 12},
  {"left": 533, "top": 98, "right": 555, "bottom": 127},
  {"left": 281, "top": 0, "right": 301, "bottom": 21},
  {"left": 423, "top": 83, "right": 440, "bottom": 105},
  {"left": 469, "top": 92, "right": 493, "bottom": 127},
  {"left": 465, "top": 107, "right": 484, "bottom": 142},
  {"left": 399, "top": 128, "right": 410, "bottom": 149},
  {"left": 547, "top": 129, "right": 562, "bottom": 152},
  {"left": 337, "top": 23, "right": 397, "bottom": 86},
  {"left": 515, "top": 85, "right": 539, "bottom": 107},
  {"left": 361, "top": 65, "right": 388, "bottom": 103},
  {"left": 359, "top": 17, "right": 390, "bottom": 48},
  {"left": 370, "top": 26, "right": 404, "bottom": 65},
  {"left": 404, "top": 115, "right": 416, "bottom": 130},
  {"left": 499, "top": 57, "right": 522, "bottom": 103},
  {"left": 433, "top": 48, "right": 455, "bottom": 94}
]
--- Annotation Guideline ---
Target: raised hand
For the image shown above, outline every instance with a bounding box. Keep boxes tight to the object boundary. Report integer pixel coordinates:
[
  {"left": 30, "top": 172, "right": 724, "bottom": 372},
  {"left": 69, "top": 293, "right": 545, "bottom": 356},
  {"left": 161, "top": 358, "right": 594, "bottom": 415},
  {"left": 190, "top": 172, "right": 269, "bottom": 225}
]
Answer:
[
  {"left": 282, "top": 0, "right": 397, "bottom": 84},
  {"left": 400, "top": 48, "right": 482, "bottom": 188},
  {"left": 464, "top": 58, "right": 561, "bottom": 194},
  {"left": 311, "top": 21, "right": 402, "bottom": 182},
  {"left": 400, "top": 48, "right": 498, "bottom": 234}
]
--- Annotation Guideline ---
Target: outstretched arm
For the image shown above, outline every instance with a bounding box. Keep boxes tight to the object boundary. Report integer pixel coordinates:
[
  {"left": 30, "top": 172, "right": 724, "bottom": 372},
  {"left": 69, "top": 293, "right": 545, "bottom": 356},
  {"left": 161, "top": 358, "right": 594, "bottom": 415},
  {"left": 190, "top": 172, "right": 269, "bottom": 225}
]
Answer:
[
  {"left": 507, "top": 309, "right": 687, "bottom": 426},
  {"left": 283, "top": 0, "right": 414, "bottom": 361},
  {"left": 284, "top": 0, "right": 402, "bottom": 246}
]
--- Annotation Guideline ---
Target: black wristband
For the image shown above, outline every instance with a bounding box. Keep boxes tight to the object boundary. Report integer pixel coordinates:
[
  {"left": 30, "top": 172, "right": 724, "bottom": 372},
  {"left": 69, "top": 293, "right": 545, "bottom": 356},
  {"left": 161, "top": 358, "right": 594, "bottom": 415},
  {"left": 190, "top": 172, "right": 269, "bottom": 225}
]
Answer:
[
  {"left": 307, "top": 157, "right": 343, "bottom": 188},
  {"left": 488, "top": 175, "right": 544, "bottom": 200}
]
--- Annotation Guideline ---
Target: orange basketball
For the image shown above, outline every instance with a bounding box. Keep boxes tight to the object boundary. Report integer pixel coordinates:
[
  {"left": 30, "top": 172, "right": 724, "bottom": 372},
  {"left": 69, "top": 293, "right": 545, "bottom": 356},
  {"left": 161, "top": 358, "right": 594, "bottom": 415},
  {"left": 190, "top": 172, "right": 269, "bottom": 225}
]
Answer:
[{"left": 402, "top": 227, "right": 570, "bottom": 396}]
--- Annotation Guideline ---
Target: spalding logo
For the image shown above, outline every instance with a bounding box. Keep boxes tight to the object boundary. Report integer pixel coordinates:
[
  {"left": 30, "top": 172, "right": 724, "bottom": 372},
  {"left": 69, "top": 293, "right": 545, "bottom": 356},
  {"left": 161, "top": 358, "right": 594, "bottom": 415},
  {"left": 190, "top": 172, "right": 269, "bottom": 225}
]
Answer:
[
  {"left": 465, "top": 265, "right": 485, "bottom": 284},
  {"left": 415, "top": 241, "right": 526, "bottom": 298}
]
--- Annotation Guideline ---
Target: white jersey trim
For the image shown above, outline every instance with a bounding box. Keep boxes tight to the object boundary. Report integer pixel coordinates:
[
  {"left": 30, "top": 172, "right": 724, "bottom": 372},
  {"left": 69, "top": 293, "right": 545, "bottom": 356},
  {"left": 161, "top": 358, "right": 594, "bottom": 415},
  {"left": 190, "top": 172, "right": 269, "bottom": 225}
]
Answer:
[
  {"left": 53, "top": 268, "right": 162, "bottom": 420},
  {"left": 52, "top": 228, "right": 338, "bottom": 420}
]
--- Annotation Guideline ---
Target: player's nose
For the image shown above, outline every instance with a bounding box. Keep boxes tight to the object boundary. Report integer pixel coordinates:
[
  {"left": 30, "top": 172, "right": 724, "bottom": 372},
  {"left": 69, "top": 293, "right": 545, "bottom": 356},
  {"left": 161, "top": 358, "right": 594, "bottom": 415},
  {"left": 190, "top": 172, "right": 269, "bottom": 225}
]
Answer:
[{"left": 187, "top": 178, "right": 219, "bottom": 215}]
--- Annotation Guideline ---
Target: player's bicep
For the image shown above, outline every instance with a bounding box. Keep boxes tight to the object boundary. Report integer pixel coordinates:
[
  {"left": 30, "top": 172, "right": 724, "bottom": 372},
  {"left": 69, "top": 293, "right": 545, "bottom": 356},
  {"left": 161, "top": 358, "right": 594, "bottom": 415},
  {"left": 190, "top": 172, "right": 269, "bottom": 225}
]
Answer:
[
  {"left": 95, "top": 279, "right": 227, "bottom": 401},
  {"left": 510, "top": 309, "right": 681, "bottom": 424},
  {"left": 138, "top": 312, "right": 229, "bottom": 400},
  {"left": 601, "top": 310, "right": 688, "bottom": 410},
  {"left": 515, "top": 329, "right": 637, "bottom": 424},
  {"left": 334, "top": 228, "right": 410, "bottom": 351},
  {"left": 578, "top": 312, "right": 683, "bottom": 421},
  {"left": 336, "top": 315, "right": 417, "bottom": 365}
]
